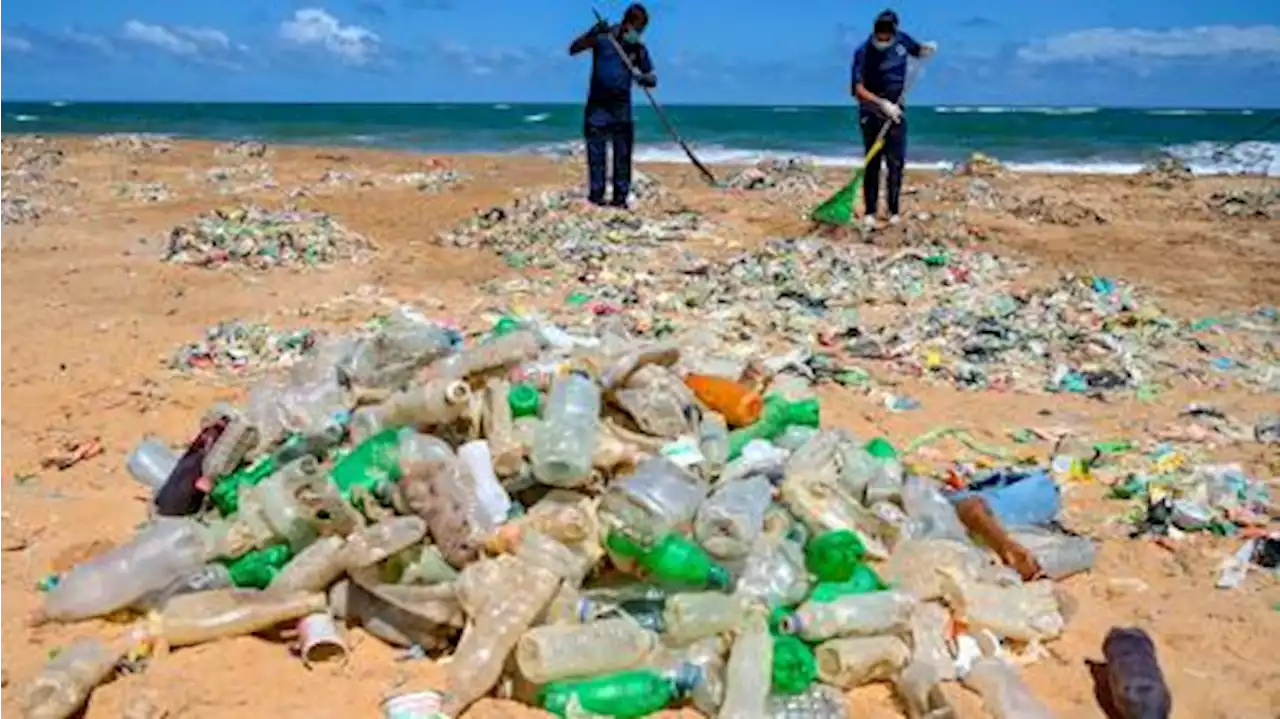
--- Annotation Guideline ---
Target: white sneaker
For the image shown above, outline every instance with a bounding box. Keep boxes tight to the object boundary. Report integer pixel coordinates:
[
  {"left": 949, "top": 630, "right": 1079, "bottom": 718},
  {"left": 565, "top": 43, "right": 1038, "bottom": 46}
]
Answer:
[
  {"left": 862, "top": 215, "right": 878, "bottom": 231},
  {"left": 888, "top": 214, "right": 901, "bottom": 226}
]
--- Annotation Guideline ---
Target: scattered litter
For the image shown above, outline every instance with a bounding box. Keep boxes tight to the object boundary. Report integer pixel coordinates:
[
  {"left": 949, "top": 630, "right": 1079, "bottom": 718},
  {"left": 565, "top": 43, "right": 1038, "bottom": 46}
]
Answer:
[
  {"left": 1135, "top": 154, "right": 1194, "bottom": 189},
  {"left": 41, "top": 438, "right": 105, "bottom": 471},
  {"left": 169, "top": 321, "right": 320, "bottom": 375},
  {"left": 116, "top": 182, "right": 173, "bottom": 203},
  {"left": 725, "top": 157, "right": 822, "bottom": 198},
  {"left": 92, "top": 134, "right": 173, "bottom": 154}
]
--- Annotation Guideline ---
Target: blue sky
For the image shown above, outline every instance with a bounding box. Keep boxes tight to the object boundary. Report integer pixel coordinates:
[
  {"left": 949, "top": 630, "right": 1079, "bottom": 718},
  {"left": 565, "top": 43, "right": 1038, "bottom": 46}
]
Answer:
[{"left": 3, "top": 0, "right": 1279, "bottom": 106}]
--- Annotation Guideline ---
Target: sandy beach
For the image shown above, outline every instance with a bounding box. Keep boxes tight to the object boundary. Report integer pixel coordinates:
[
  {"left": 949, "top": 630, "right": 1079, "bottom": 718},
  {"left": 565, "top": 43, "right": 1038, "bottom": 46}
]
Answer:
[{"left": 2, "top": 135, "right": 1278, "bottom": 718}]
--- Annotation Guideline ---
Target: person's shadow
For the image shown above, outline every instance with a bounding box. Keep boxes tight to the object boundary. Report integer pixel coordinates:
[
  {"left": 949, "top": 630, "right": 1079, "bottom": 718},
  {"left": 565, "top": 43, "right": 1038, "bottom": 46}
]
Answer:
[{"left": 1086, "top": 659, "right": 1126, "bottom": 719}]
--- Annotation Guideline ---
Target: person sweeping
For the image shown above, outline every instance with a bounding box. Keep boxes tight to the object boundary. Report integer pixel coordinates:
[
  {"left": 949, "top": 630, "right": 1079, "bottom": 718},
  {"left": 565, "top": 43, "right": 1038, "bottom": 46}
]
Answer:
[
  {"left": 850, "top": 9, "right": 936, "bottom": 229},
  {"left": 569, "top": 4, "right": 657, "bottom": 208}
]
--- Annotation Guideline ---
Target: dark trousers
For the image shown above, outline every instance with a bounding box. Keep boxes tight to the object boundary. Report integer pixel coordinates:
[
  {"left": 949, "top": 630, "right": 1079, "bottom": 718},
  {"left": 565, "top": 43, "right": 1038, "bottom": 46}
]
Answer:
[
  {"left": 859, "top": 113, "right": 907, "bottom": 217},
  {"left": 585, "top": 120, "right": 635, "bottom": 206}
]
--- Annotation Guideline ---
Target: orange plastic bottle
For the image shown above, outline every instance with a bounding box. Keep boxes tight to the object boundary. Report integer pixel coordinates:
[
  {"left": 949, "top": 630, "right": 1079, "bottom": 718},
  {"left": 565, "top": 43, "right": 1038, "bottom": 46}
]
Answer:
[{"left": 683, "top": 375, "right": 763, "bottom": 428}]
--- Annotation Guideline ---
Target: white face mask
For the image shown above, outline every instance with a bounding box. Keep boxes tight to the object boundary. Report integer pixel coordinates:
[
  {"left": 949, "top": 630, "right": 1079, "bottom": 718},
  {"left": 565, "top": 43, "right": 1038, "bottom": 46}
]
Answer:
[{"left": 872, "top": 37, "right": 894, "bottom": 51}]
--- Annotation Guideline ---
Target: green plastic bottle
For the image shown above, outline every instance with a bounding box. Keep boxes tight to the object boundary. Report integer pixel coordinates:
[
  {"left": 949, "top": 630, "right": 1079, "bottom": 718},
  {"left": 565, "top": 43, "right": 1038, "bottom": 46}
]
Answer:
[
  {"left": 807, "top": 564, "right": 888, "bottom": 602},
  {"left": 492, "top": 316, "right": 521, "bottom": 336},
  {"left": 539, "top": 667, "right": 694, "bottom": 718},
  {"left": 328, "top": 428, "right": 402, "bottom": 501},
  {"left": 804, "top": 530, "right": 866, "bottom": 582},
  {"left": 210, "top": 427, "right": 345, "bottom": 516},
  {"left": 727, "top": 394, "right": 821, "bottom": 460},
  {"left": 771, "top": 634, "right": 817, "bottom": 695},
  {"left": 605, "top": 531, "right": 731, "bottom": 590},
  {"left": 223, "top": 544, "right": 293, "bottom": 589}
]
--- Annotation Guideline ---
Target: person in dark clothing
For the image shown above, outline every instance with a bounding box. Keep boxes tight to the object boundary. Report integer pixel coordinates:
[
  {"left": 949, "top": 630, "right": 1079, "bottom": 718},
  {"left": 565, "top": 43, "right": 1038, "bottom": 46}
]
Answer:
[
  {"left": 851, "top": 9, "right": 936, "bottom": 229},
  {"left": 569, "top": 3, "right": 656, "bottom": 208}
]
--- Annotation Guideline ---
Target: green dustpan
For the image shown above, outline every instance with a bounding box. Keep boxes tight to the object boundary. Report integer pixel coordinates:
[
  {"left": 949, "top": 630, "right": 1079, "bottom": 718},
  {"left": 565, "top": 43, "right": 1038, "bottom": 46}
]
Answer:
[{"left": 810, "top": 135, "right": 886, "bottom": 226}]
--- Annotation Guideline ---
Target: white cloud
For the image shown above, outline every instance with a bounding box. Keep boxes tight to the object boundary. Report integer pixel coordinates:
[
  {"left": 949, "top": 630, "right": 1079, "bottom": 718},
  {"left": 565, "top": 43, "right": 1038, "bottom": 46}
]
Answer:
[
  {"left": 2, "top": 32, "right": 35, "bottom": 53},
  {"left": 279, "top": 9, "right": 380, "bottom": 65},
  {"left": 62, "top": 29, "right": 115, "bottom": 55},
  {"left": 121, "top": 20, "right": 239, "bottom": 64},
  {"left": 1018, "top": 25, "right": 1280, "bottom": 64}
]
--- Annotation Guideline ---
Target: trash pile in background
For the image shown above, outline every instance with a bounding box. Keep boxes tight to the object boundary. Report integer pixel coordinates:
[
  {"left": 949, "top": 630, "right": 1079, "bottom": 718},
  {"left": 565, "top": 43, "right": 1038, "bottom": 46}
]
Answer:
[
  {"left": 30, "top": 304, "right": 1186, "bottom": 719},
  {"left": 725, "top": 157, "right": 822, "bottom": 198},
  {"left": 1208, "top": 186, "right": 1280, "bottom": 219},
  {"left": 2, "top": 195, "right": 47, "bottom": 225},
  {"left": 199, "top": 164, "right": 278, "bottom": 195},
  {"left": 1135, "top": 154, "right": 1194, "bottom": 189},
  {"left": 162, "top": 204, "right": 375, "bottom": 271},
  {"left": 1009, "top": 196, "right": 1108, "bottom": 226},
  {"left": 169, "top": 320, "right": 321, "bottom": 376},
  {"left": 2, "top": 136, "right": 77, "bottom": 225},
  {"left": 388, "top": 169, "right": 467, "bottom": 194},
  {"left": 92, "top": 133, "right": 174, "bottom": 154},
  {"left": 116, "top": 181, "right": 174, "bottom": 203},
  {"left": 214, "top": 140, "right": 270, "bottom": 159},
  {"left": 953, "top": 152, "right": 1006, "bottom": 178}
]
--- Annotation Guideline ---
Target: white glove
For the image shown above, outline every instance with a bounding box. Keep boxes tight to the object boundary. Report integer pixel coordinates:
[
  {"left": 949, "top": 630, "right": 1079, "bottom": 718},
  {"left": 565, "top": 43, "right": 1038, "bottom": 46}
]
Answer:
[
  {"left": 877, "top": 98, "right": 903, "bottom": 123},
  {"left": 921, "top": 41, "right": 938, "bottom": 57}
]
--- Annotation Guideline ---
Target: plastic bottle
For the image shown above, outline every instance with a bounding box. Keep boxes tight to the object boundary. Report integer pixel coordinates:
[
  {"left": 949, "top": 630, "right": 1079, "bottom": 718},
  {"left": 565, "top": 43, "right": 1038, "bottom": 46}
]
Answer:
[
  {"left": 962, "top": 658, "right": 1055, "bottom": 719},
  {"left": 897, "top": 661, "right": 958, "bottom": 719},
  {"left": 127, "top": 437, "right": 179, "bottom": 490},
  {"left": 268, "top": 536, "right": 348, "bottom": 594},
  {"left": 514, "top": 527, "right": 594, "bottom": 587},
  {"left": 224, "top": 544, "right": 293, "bottom": 589},
  {"left": 210, "top": 425, "right": 345, "bottom": 516},
  {"left": 443, "top": 555, "right": 561, "bottom": 716},
  {"left": 601, "top": 456, "right": 709, "bottom": 541},
  {"left": 456, "top": 440, "right": 513, "bottom": 529},
  {"left": 807, "top": 564, "right": 887, "bottom": 602},
  {"left": 909, "top": 601, "right": 957, "bottom": 681},
  {"left": 720, "top": 608, "right": 772, "bottom": 719},
  {"left": 1010, "top": 529, "right": 1097, "bottom": 580},
  {"left": 605, "top": 531, "right": 731, "bottom": 590},
  {"left": 662, "top": 592, "right": 744, "bottom": 645},
  {"left": 538, "top": 667, "right": 694, "bottom": 719},
  {"left": 202, "top": 413, "right": 260, "bottom": 480},
  {"left": 774, "top": 424, "right": 821, "bottom": 452},
  {"left": 423, "top": 329, "right": 541, "bottom": 383},
  {"left": 782, "top": 591, "right": 916, "bottom": 642},
  {"left": 766, "top": 683, "right": 848, "bottom": 719},
  {"left": 734, "top": 534, "right": 811, "bottom": 609},
  {"left": 21, "top": 635, "right": 132, "bottom": 719},
  {"left": 941, "top": 572, "right": 1064, "bottom": 643},
  {"left": 134, "top": 564, "right": 234, "bottom": 611},
  {"left": 1102, "top": 627, "right": 1172, "bottom": 719},
  {"left": 779, "top": 471, "right": 889, "bottom": 561},
  {"left": 328, "top": 428, "right": 403, "bottom": 500},
  {"left": 235, "top": 456, "right": 362, "bottom": 551},
  {"left": 373, "top": 378, "right": 473, "bottom": 431},
  {"left": 146, "top": 588, "right": 326, "bottom": 647},
  {"left": 863, "top": 437, "right": 905, "bottom": 505},
  {"left": 398, "top": 433, "right": 483, "bottom": 568},
  {"left": 532, "top": 371, "right": 602, "bottom": 488},
  {"left": 694, "top": 474, "right": 771, "bottom": 561},
  {"left": 611, "top": 364, "right": 697, "bottom": 438},
  {"left": 648, "top": 637, "right": 726, "bottom": 715},
  {"left": 482, "top": 378, "right": 525, "bottom": 477},
  {"left": 516, "top": 617, "right": 659, "bottom": 683},
  {"left": 684, "top": 374, "right": 764, "bottom": 428},
  {"left": 837, "top": 440, "right": 879, "bottom": 502},
  {"left": 340, "top": 516, "right": 427, "bottom": 569},
  {"left": 954, "top": 496, "right": 1042, "bottom": 581},
  {"left": 815, "top": 635, "right": 910, "bottom": 689},
  {"left": 772, "top": 634, "right": 818, "bottom": 695},
  {"left": 43, "top": 519, "right": 215, "bottom": 622},
  {"left": 728, "top": 395, "right": 821, "bottom": 460},
  {"left": 804, "top": 530, "right": 866, "bottom": 582},
  {"left": 698, "top": 411, "right": 731, "bottom": 473}
]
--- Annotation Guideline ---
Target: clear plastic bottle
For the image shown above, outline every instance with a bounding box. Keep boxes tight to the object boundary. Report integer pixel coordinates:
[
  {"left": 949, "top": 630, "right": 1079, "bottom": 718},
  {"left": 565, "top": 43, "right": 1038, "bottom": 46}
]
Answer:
[
  {"left": 43, "top": 519, "right": 215, "bottom": 622},
  {"left": 611, "top": 364, "right": 696, "bottom": 438},
  {"left": 601, "top": 456, "right": 709, "bottom": 541},
  {"left": 340, "top": 516, "right": 427, "bottom": 569},
  {"left": 902, "top": 475, "right": 969, "bottom": 542},
  {"left": 698, "top": 411, "right": 731, "bottom": 474},
  {"left": 782, "top": 591, "right": 917, "bottom": 642},
  {"left": 814, "top": 635, "right": 911, "bottom": 688},
  {"left": 147, "top": 589, "right": 326, "bottom": 647},
  {"left": 962, "top": 658, "right": 1056, "bottom": 719},
  {"left": 424, "top": 330, "right": 541, "bottom": 383},
  {"left": 443, "top": 555, "right": 561, "bottom": 716},
  {"left": 647, "top": 637, "right": 727, "bottom": 715},
  {"left": 766, "top": 682, "right": 848, "bottom": 719},
  {"left": 897, "top": 661, "right": 958, "bottom": 719},
  {"left": 389, "top": 543, "right": 459, "bottom": 586},
  {"left": 134, "top": 564, "right": 234, "bottom": 611},
  {"left": 909, "top": 601, "right": 956, "bottom": 681},
  {"left": 236, "top": 456, "right": 362, "bottom": 550},
  {"left": 268, "top": 535, "right": 348, "bottom": 594},
  {"left": 774, "top": 424, "right": 821, "bottom": 452},
  {"left": 515, "top": 617, "right": 659, "bottom": 683},
  {"left": 21, "top": 635, "right": 133, "bottom": 719},
  {"left": 719, "top": 608, "right": 772, "bottom": 719},
  {"left": 376, "top": 378, "right": 472, "bottom": 430},
  {"left": 514, "top": 527, "right": 594, "bottom": 587},
  {"left": 202, "top": 413, "right": 259, "bottom": 480},
  {"left": 483, "top": 378, "right": 525, "bottom": 476},
  {"left": 398, "top": 432, "right": 483, "bottom": 568},
  {"left": 1010, "top": 529, "right": 1097, "bottom": 580},
  {"left": 663, "top": 592, "right": 744, "bottom": 645},
  {"left": 457, "top": 440, "right": 513, "bottom": 529},
  {"left": 941, "top": 573, "right": 1064, "bottom": 643},
  {"left": 532, "top": 371, "right": 602, "bottom": 488},
  {"left": 778, "top": 474, "right": 889, "bottom": 561},
  {"left": 127, "top": 437, "right": 179, "bottom": 490},
  {"left": 884, "top": 538, "right": 1015, "bottom": 602},
  {"left": 836, "top": 440, "right": 877, "bottom": 502},
  {"left": 734, "top": 534, "right": 811, "bottom": 609},
  {"left": 695, "top": 475, "right": 771, "bottom": 561},
  {"left": 864, "top": 447, "right": 905, "bottom": 506}
]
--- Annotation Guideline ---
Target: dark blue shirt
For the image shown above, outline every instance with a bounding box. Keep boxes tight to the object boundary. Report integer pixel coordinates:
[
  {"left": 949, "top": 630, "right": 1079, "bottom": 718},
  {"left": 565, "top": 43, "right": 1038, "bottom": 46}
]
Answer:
[
  {"left": 586, "top": 29, "right": 654, "bottom": 126},
  {"left": 851, "top": 31, "right": 922, "bottom": 114}
]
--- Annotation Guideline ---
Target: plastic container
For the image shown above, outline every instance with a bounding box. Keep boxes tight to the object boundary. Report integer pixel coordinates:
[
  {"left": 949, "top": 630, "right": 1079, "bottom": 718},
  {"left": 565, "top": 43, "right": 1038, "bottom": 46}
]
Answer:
[
  {"left": 605, "top": 531, "right": 731, "bottom": 590},
  {"left": 1011, "top": 529, "right": 1097, "bottom": 580},
  {"left": 720, "top": 609, "right": 772, "bottom": 718},
  {"left": 398, "top": 433, "right": 484, "bottom": 569},
  {"left": 516, "top": 617, "right": 659, "bottom": 683},
  {"left": 815, "top": 635, "right": 911, "bottom": 688},
  {"left": 456, "top": 440, "right": 513, "bottom": 529},
  {"left": 698, "top": 411, "right": 730, "bottom": 473},
  {"left": 955, "top": 496, "right": 1042, "bottom": 580},
  {"left": 21, "top": 636, "right": 131, "bottom": 719},
  {"left": 483, "top": 378, "right": 525, "bottom": 477},
  {"left": 611, "top": 364, "right": 697, "bottom": 438},
  {"left": 950, "top": 470, "right": 1061, "bottom": 527},
  {"left": 1102, "top": 627, "right": 1172, "bottom": 719},
  {"left": 602, "top": 456, "right": 709, "bottom": 541},
  {"left": 782, "top": 591, "right": 916, "bottom": 642},
  {"left": 694, "top": 474, "right": 771, "bottom": 561},
  {"left": 734, "top": 534, "right": 811, "bottom": 609},
  {"left": 772, "top": 634, "right": 818, "bottom": 695},
  {"left": 909, "top": 601, "right": 957, "bottom": 681},
  {"left": 804, "top": 530, "right": 866, "bottom": 582},
  {"left": 43, "top": 518, "right": 214, "bottom": 621},
  {"left": 684, "top": 374, "right": 764, "bottom": 427},
  {"left": 896, "top": 661, "right": 958, "bottom": 719},
  {"left": 662, "top": 592, "right": 744, "bottom": 645},
  {"left": 127, "top": 437, "right": 179, "bottom": 490},
  {"left": 341, "top": 517, "right": 427, "bottom": 569},
  {"left": 941, "top": 573, "right": 1064, "bottom": 642},
  {"left": 532, "top": 371, "right": 602, "bottom": 488},
  {"left": 728, "top": 395, "right": 821, "bottom": 460},
  {"left": 538, "top": 667, "right": 694, "bottom": 719},
  {"left": 134, "top": 564, "right": 234, "bottom": 611},
  {"left": 148, "top": 588, "right": 327, "bottom": 647},
  {"left": 225, "top": 544, "right": 294, "bottom": 589},
  {"left": 269, "top": 536, "right": 348, "bottom": 594},
  {"left": 766, "top": 683, "right": 848, "bottom": 719},
  {"left": 962, "top": 658, "right": 1055, "bottom": 719}
]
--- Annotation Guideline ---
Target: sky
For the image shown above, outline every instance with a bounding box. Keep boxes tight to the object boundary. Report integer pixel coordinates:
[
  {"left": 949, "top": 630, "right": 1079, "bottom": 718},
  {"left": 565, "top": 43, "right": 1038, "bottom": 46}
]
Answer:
[{"left": 2, "top": 0, "right": 1279, "bottom": 106}]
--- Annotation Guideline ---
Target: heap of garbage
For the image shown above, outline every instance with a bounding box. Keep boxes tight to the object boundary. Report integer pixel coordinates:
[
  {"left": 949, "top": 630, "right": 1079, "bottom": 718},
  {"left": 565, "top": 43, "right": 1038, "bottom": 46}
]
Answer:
[
  {"left": 92, "top": 133, "right": 174, "bottom": 154},
  {"left": 169, "top": 320, "right": 321, "bottom": 375},
  {"left": 1009, "top": 196, "right": 1107, "bottom": 226},
  {"left": 200, "top": 164, "right": 278, "bottom": 195},
  {"left": 162, "top": 204, "right": 375, "bottom": 271},
  {"left": 27, "top": 303, "right": 1188, "bottom": 719},
  {"left": 953, "top": 152, "right": 1006, "bottom": 178},
  {"left": 116, "top": 181, "right": 174, "bottom": 203},
  {"left": 1207, "top": 186, "right": 1280, "bottom": 219},
  {"left": 389, "top": 169, "right": 467, "bottom": 194},
  {"left": 1135, "top": 154, "right": 1194, "bottom": 189},
  {"left": 2, "top": 195, "right": 46, "bottom": 225},
  {"left": 725, "top": 158, "right": 823, "bottom": 197},
  {"left": 214, "top": 140, "right": 270, "bottom": 159}
]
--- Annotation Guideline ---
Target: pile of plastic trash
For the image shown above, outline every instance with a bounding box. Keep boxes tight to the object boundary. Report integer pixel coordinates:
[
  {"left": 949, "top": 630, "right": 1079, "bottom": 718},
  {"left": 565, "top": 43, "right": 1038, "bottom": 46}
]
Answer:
[
  {"left": 389, "top": 169, "right": 467, "bottom": 194},
  {"left": 953, "top": 152, "right": 1006, "bottom": 178},
  {"left": 725, "top": 158, "right": 823, "bottom": 197},
  {"left": 2, "top": 137, "right": 75, "bottom": 225},
  {"left": 169, "top": 320, "right": 321, "bottom": 375},
  {"left": 200, "top": 164, "right": 278, "bottom": 195},
  {"left": 1135, "top": 154, "right": 1194, "bottom": 189},
  {"left": 161, "top": 204, "right": 375, "bottom": 271},
  {"left": 1207, "top": 186, "right": 1280, "bottom": 219},
  {"left": 92, "top": 133, "right": 174, "bottom": 154},
  {"left": 1009, "top": 196, "right": 1107, "bottom": 226},
  {"left": 25, "top": 306, "right": 1156, "bottom": 719},
  {"left": 117, "top": 181, "right": 174, "bottom": 203},
  {"left": 214, "top": 140, "right": 269, "bottom": 159},
  {"left": 2, "top": 195, "right": 46, "bottom": 225}
]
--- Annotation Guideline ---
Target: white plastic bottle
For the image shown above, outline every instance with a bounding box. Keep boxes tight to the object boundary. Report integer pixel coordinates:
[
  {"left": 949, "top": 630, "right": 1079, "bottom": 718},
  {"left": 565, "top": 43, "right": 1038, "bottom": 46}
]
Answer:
[{"left": 532, "top": 371, "right": 602, "bottom": 488}]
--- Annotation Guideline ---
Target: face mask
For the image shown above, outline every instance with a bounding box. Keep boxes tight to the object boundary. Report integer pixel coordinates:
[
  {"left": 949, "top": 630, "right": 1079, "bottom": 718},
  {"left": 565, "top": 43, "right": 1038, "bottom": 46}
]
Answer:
[
  {"left": 872, "top": 37, "right": 894, "bottom": 51},
  {"left": 622, "top": 29, "right": 642, "bottom": 43}
]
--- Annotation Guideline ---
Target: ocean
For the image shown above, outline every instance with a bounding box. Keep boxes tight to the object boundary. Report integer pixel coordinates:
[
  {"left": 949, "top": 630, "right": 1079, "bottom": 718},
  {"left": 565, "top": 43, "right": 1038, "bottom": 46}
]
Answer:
[{"left": 4, "top": 102, "right": 1278, "bottom": 176}]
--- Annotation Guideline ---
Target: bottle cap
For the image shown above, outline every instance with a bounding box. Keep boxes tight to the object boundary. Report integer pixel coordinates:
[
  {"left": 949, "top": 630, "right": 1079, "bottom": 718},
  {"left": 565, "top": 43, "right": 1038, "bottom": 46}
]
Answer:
[
  {"left": 804, "top": 530, "right": 866, "bottom": 582},
  {"left": 771, "top": 634, "right": 817, "bottom": 695},
  {"left": 671, "top": 661, "right": 704, "bottom": 696},
  {"left": 706, "top": 564, "right": 732, "bottom": 591},
  {"left": 492, "top": 316, "right": 520, "bottom": 336},
  {"left": 508, "top": 383, "right": 541, "bottom": 418},
  {"left": 865, "top": 437, "right": 898, "bottom": 459}
]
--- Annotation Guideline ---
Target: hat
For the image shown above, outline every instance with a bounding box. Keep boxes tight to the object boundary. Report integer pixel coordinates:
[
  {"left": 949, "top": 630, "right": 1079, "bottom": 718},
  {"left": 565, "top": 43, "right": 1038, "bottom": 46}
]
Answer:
[{"left": 874, "top": 9, "right": 899, "bottom": 32}]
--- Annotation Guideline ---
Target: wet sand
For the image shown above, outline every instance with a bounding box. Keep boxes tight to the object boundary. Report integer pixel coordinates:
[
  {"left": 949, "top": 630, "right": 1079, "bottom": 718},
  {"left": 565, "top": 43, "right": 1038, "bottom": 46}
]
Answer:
[{"left": 1, "top": 137, "right": 1278, "bottom": 718}]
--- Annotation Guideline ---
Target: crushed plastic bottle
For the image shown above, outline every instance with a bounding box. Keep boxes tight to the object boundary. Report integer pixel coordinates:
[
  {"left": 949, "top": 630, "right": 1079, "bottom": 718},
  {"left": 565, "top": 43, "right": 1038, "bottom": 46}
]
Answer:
[
  {"left": 532, "top": 371, "right": 602, "bottom": 488},
  {"left": 694, "top": 474, "right": 771, "bottom": 560},
  {"left": 697, "top": 411, "right": 731, "bottom": 474},
  {"left": 146, "top": 588, "right": 326, "bottom": 647},
  {"left": 601, "top": 456, "right": 709, "bottom": 541},
  {"left": 781, "top": 591, "right": 916, "bottom": 642},
  {"left": 1010, "top": 528, "right": 1097, "bottom": 580},
  {"left": 21, "top": 635, "right": 134, "bottom": 719},
  {"left": 766, "top": 682, "right": 848, "bottom": 719},
  {"left": 941, "top": 571, "right": 1064, "bottom": 642},
  {"left": 815, "top": 634, "right": 911, "bottom": 688},
  {"left": 339, "top": 516, "right": 426, "bottom": 569},
  {"left": 398, "top": 432, "right": 486, "bottom": 568},
  {"left": 909, "top": 601, "right": 957, "bottom": 681},
  {"left": 483, "top": 378, "right": 525, "bottom": 476},
  {"left": 268, "top": 535, "right": 348, "bottom": 594},
  {"left": 734, "top": 533, "right": 811, "bottom": 609},
  {"left": 897, "top": 661, "right": 958, "bottom": 719},
  {"left": 962, "top": 657, "right": 1056, "bottom": 719},
  {"left": 515, "top": 617, "right": 658, "bottom": 683},
  {"left": 605, "top": 530, "right": 731, "bottom": 590},
  {"left": 684, "top": 374, "right": 764, "bottom": 427},
  {"left": 662, "top": 591, "right": 744, "bottom": 645},
  {"left": 538, "top": 665, "right": 697, "bottom": 719},
  {"left": 719, "top": 607, "right": 772, "bottom": 719},
  {"left": 134, "top": 564, "right": 234, "bottom": 611}
]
